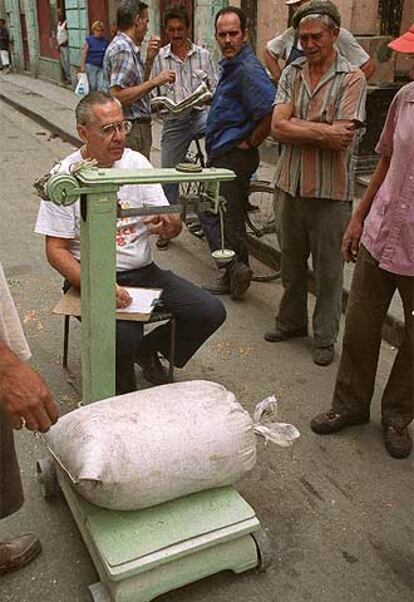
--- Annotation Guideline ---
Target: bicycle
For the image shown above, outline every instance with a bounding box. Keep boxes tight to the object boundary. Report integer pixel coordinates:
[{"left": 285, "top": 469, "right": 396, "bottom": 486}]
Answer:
[{"left": 178, "top": 139, "right": 280, "bottom": 281}]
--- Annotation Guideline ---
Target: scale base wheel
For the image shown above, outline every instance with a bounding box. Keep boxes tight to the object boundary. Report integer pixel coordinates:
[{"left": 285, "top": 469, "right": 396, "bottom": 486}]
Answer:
[
  {"left": 252, "top": 529, "right": 273, "bottom": 572},
  {"left": 36, "top": 457, "right": 59, "bottom": 500}
]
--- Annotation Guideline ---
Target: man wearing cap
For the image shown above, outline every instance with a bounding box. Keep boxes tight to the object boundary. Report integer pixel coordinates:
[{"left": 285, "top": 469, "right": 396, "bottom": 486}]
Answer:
[
  {"left": 264, "top": 0, "right": 375, "bottom": 82},
  {"left": 264, "top": 0, "right": 367, "bottom": 367},
  {"left": 310, "top": 25, "right": 414, "bottom": 459}
]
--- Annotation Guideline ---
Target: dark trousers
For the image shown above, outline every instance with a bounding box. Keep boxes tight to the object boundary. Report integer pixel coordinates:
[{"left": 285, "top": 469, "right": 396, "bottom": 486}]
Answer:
[
  {"left": 200, "top": 147, "right": 259, "bottom": 266},
  {"left": 332, "top": 245, "right": 413, "bottom": 426},
  {"left": 276, "top": 192, "right": 351, "bottom": 347},
  {"left": 0, "top": 411, "right": 24, "bottom": 519},
  {"left": 116, "top": 263, "right": 226, "bottom": 394}
]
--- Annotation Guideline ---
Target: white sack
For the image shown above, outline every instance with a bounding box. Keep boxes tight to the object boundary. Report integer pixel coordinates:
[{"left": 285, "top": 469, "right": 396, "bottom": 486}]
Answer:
[{"left": 45, "top": 380, "right": 256, "bottom": 511}]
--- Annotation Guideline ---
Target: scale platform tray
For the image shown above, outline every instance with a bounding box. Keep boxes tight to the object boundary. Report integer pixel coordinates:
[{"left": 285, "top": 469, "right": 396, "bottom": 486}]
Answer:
[{"left": 56, "top": 471, "right": 263, "bottom": 602}]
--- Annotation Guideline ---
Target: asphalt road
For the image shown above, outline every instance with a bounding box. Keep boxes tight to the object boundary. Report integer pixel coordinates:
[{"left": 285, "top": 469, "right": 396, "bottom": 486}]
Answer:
[{"left": 0, "top": 101, "right": 412, "bottom": 602}]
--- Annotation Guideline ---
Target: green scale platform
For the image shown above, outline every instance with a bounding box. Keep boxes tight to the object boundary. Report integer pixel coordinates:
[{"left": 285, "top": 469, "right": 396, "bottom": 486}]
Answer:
[
  {"left": 37, "top": 166, "right": 271, "bottom": 601},
  {"left": 57, "top": 469, "right": 262, "bottom": 602}
]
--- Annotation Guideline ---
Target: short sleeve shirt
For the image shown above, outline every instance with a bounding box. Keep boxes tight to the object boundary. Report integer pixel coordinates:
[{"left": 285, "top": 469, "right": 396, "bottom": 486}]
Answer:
[
  {"left": 103, "top": 32, "right": 150, "bottom": 120},
  {"left": 361, "top": 82, "right": 414, "bottom": 276},
  {"left": 152, "top": 41, "right": 218, "bottom": 118},
  {"left": 0, "top": 261, "right": 30, "bottom": 360},
  {"left": 35, "top": 149, "right": 169, "bottom": 271},
  {"left": 273, "top": 53, "right": 367, "bottom": 201}
]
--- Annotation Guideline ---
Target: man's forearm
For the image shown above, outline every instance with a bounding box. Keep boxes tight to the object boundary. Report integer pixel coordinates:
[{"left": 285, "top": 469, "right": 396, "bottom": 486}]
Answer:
[
  {"left": 360, "top": 58, "right": 376, "bottom": 80},
  {"left": 273, "top": 117, "right": 335, "bottom": 146},
  {"left": 46, "top": 243, "right": 81, "bottom": 290},
  {"left": 249, "top": 114, "right": 272, "bottom": 147},
  {"left": 263, "top": 49, "right": 282, "bottom": 83},
  {"left": 353, "top": 155, "right": 390, "bottom": 222},
  {"left": 110, "top": 80, "right": 156, "bottom": 106}
]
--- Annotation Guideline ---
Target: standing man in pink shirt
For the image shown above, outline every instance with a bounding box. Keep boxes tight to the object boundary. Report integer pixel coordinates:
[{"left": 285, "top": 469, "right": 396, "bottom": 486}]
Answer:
[{"left": 311, "top": 26, "right": 414, "bottom": 459}]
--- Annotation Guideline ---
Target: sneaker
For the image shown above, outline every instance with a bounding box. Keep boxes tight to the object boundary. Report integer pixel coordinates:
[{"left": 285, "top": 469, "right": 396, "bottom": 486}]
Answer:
[
  {"left": 312, "top": 345, "right": 335, "bottom": 366},
  {"left": 0, "top": 533, "right": 41, "bottom": 575},
  {"left": 383, "top": 425, "right": 412, "bottom": 459},
  {"left": 311, "top": 409, "right": 370, "bottom": 435},
  {"left": 264, "top": 326, "right": 308, "bottom": 343},
  {"left": 228, "top": 261, "right": 252, "bottom": 300},
  {"left": 136, "top": 350, "right": 170, "bottom": 385},
  {"left": 202, "top": 271, "right": 231, "bottom": 295}
]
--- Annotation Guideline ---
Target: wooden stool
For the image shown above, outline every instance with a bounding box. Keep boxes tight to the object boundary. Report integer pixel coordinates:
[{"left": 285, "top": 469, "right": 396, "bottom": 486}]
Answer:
[{"left": 53, "top": 288, "right": 176, "bottom": 382}]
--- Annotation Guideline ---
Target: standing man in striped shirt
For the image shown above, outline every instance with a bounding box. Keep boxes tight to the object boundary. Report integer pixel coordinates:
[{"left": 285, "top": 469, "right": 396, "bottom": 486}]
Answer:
[
  {"left": 264, "top": 0, "right": 366, "bottom": 367},
  {"left": 104, "top": 0, "right": 176, "bottom": 159}
]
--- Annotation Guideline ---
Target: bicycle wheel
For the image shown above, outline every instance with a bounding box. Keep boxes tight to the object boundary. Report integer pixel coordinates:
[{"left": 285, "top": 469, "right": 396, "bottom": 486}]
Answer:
[{"left": 246, "top": 181, "right": 278, "bottom": 238}]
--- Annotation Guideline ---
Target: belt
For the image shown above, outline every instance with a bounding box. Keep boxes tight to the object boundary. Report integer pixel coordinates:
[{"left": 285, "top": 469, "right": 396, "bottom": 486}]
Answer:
[{"left": 130, "top": 117, "right": 152, "bottom": 124}]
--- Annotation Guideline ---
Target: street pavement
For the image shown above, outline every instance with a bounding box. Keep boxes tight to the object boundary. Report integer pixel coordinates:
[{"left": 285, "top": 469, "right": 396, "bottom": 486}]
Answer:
[
  {"left": 0, "top": 88, "right": 413, "bottom": 602},
  {"left": 0, "top": 71, "right": 405, "bottom": 346}
]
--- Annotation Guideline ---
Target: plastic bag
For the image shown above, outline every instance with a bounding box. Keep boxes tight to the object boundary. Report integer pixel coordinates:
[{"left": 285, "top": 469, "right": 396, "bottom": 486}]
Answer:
[
  {"left": 75, "top": 72, "right": 89, "bottom": 97},
  {"left": 253, "top": 394, "right": 300, "bottom": 447}
]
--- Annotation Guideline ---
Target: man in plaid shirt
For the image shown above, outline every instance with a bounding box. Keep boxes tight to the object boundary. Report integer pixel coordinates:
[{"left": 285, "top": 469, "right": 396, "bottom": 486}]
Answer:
[{"left": 104, "top": 0, "right": 175, "bottom": 158}]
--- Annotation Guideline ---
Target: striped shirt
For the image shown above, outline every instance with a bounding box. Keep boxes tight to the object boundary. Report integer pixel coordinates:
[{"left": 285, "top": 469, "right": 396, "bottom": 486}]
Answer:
[
  {"left": 103, "top": 32, "right": 150, "bottom": 120},
  {"left": 152, "top": 41, "right": 217, "bottom": 118},
  {"left": 273, "top": 53, "right": 367, "bottom": 201}
]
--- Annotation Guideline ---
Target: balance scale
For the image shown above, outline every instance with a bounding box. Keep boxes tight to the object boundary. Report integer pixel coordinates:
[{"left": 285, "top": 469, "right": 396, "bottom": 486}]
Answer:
[{"left": 36, "top": 166, "right": 271, "bottom": 601}]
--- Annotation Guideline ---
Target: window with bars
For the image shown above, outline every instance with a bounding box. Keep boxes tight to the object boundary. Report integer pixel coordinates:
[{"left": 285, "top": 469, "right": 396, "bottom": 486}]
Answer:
[{"left": 378, "top": 0, "right": 404, "bottom": 37}]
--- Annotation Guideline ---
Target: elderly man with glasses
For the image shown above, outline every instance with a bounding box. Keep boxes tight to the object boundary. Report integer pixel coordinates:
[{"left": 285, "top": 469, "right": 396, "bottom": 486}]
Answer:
[{"left": 35, "top": 91, "right": 226, "bottom": 396}]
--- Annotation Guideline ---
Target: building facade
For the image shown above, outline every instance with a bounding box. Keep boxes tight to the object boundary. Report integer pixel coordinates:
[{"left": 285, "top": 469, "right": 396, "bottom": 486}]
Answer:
[{"left": 2, "top": 1, "right": 413, "bottom": 84}]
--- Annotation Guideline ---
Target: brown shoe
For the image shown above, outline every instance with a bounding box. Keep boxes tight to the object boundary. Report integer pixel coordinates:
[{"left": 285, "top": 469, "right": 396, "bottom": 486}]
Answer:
[
  {"left": 0, "top": 533, "right": 41, "bottom": 575},
  {"left": 383, "top": 425, "right": 412, "bottom": 459},
  {"left": 311, "top": 409, "right": 369, "bottom": 435},
  {"left": 312, "top": 345, "right": 335, "bottom": 366},
  {"left": 264, "top": 326, "right": 307, "bottom": 343}
]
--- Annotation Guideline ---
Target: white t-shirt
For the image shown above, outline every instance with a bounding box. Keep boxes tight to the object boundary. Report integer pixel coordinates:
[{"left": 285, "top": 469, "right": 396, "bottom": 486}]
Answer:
[
  {"left": 56, "top": 21, "right": 68, "bottom": 46},
  {"left": 266, "top": 27, "right": 369, "bottom": 68},
  {"left": 0, "top": 261, "right": 31, "bottom": 360},
  {"left": 35, "top": 149, "right": 169, "bottom": 271}
]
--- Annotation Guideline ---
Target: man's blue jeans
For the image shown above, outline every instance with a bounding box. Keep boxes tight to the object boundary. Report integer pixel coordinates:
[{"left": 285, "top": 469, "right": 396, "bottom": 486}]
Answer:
[{"left": 160, "top": 109, "right": 207, "bottom": 204}]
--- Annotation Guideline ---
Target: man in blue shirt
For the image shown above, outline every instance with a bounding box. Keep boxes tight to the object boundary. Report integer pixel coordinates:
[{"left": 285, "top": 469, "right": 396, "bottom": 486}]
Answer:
[{"left": 202, "top": 7, "right": 275, "bottom": 300}]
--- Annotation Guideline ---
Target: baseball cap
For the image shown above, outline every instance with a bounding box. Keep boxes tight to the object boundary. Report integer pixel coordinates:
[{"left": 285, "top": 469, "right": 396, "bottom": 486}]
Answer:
[{"left": 388, "top": 24, "right": 414, "bottom": 54}]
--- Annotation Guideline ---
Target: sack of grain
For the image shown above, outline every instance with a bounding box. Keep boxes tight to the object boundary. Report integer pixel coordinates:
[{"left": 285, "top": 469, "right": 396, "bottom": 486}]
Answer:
[{"left": 44, "top": 380, "right": 257, "bottom": 510}]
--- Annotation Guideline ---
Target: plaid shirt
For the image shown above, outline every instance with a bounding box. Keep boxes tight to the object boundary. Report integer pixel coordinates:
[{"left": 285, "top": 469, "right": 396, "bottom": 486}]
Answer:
[
  {"left": 274, "top": 53, "right": 367, "bottom": 201},
  {"left": 103, "top": 32, "right": 150, "bottom": 120},
  {"left": 152, "top": 41, "right": 217, "bottom": 115}
]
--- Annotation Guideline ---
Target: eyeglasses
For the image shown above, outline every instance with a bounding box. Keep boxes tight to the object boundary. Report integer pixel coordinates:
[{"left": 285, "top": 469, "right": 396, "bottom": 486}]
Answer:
[{"left": 93, "top": 120, "right": 132, "bottom": 137}]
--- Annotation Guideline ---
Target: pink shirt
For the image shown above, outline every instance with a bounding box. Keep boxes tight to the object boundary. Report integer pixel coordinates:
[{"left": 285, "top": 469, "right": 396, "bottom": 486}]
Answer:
[{"left": 361, "top": 82, "right": 414, "bottom": 277}]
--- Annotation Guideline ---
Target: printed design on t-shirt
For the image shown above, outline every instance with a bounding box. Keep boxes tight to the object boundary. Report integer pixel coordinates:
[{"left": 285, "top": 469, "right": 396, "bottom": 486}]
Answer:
[{"left": 116, "top": 198, "right": 139, "bottom": 248}]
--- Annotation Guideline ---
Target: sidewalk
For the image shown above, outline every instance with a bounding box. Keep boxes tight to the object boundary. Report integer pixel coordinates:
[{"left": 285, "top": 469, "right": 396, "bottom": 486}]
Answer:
[{"left": 0, "top": 72, "right": 404, "bottom": 346}]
